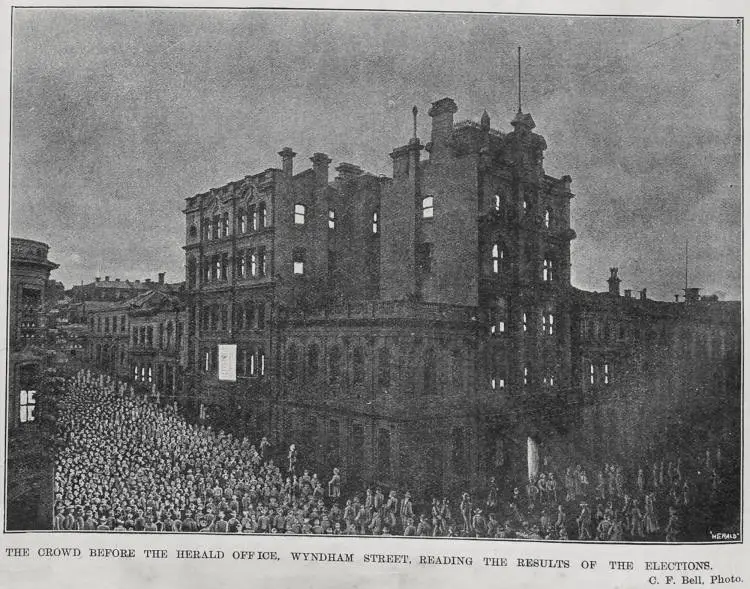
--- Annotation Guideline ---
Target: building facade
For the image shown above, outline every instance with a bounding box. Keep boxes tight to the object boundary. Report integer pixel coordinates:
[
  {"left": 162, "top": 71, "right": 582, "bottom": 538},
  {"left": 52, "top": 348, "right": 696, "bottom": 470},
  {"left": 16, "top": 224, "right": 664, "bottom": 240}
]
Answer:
[
  {"left": 7, "top": 237, "right": 59, "bottom": 529},
  {"left": 177, "top": 97, "right": 740, "bottom": 498}
]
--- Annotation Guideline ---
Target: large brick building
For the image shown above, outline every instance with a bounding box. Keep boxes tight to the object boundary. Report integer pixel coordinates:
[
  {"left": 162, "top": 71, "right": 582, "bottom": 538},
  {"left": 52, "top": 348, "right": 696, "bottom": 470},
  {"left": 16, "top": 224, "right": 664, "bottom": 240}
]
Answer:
[
  {"left": 7, "top": 237, "right": 59, "bottom": 529},
  {"left": 177, "top": 97, "right": 739, "bottom": 498}
]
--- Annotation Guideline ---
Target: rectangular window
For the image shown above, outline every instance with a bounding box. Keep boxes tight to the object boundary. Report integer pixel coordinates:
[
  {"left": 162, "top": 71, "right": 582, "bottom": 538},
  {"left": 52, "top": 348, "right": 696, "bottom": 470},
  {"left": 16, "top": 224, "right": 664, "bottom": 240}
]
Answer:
[
  {"left": 221, "top": 253, "right": 229, "bottom": 280},
  {"left": 250, "top": 251, "right": 257, "bottom": 277},
  {"left": 294, "top": 204, "right": 306, "bottom": 225},
  {"left": 372, "top": 211, "right": 379, "bottom": 234},
  {"left": 590, "top": 363, "right": 595, "bottom": 385},
  {"left": 249, "top": 350, "right": 256, "bottom": 376},
  {"left": 238, "top": 250, "right": 247, "bottom": 278},
  {"left": 213, "top": 255, "right": 220, "bottom": 281},
  {"left": 212, "top": 215, "right": 220, "bottom": 240},
  {"left": 604, "top": 363, "right": 610, "bottom": 384},
  {"left": 523, "top": 312, "right": 528, "bottom": 332},
  {"left": 249, "top": 205, "right": 257, "bottom": 231},
  {"left": 542, "top": 312, "right": 554, "bottom": 335},
  {"left": 222, "top": 213, "right": 229, "bottom": 237},
  {"left": 422, "top": 196, "right": 434, "bottom": 218},
  {"left": 238, "top": 209, "right": 247, "bottom": 233},
  {"left": 259, "top": 349, "right": 266, "bottom": 376},
  {"left": 293, "top": 248, "right": 305, "bottom": 275},
  {"left": 257, "top": 303, "right": 265, "bottom": 329},
  {"left": 205, "top": 351, "right": 210, "bottom": 372},
  {"left": 328, "top": 209, "right": 335, "bottom": 229},
  {"left": 19, "top": 390, "right": 36, "bottom": 423},
  {"left": 523, "top": 366, "right": 529, "bottom": 386},
  {"left": 543, "top": 258, "right": 554, "bottom": 282},
  {"left": 220, "top": 305, "right": 228, "bottom": 331}
]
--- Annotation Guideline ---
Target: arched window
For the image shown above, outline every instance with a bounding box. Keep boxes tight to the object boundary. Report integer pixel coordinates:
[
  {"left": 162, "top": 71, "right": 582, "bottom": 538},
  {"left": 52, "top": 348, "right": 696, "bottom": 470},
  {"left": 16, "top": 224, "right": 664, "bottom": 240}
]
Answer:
[
  {"left": 328, "top": 345, "right": 341, "bottom": 384},
  {"left": 307, "top": 344, "right": 319, "bottom": 376},
  {"left": 238, "top": 208, "right": 247, "bottom": 233},
  {"left": 250, "top": 250, "right": 257, "bottom": 277},
  {"left": 542, "top": 311, "right": 554, "bottom": 335},
  {"left": 258, "top": 348, "right": 266, "bottom": 376},
  {"left": 249, "top": 204, "right": 257, "bottom": 231},
  {"left": 422, "top": 196, "right": 434, "bottom": 219},
  {"left": 258, "top": 202, "right": 267, "bottom": 228},
  {"left": 222, "top": 212, "right": 229, "bottom": 237},
  {"left": 492, "top": 243, "right": 505, "bottom": 274}
]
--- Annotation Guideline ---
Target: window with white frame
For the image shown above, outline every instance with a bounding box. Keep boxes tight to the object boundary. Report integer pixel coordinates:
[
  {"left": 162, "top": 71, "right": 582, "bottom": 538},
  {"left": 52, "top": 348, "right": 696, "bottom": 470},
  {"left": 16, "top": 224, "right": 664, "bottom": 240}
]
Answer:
[
  {"left": 543, "top": 258, "right": 554, "bottom": 282},
  {"left": 590, "top": 362, "right": 595, "bottom": 385},
  {"left": 372, "top": 211, "right": 379, "bottom": 234},
  {"left": 294, "top": 204, "right": 306, "bottom": 225},
  {"left": 493, "top": 194, "right": 501, "bottom": 211},
  {"left": 422, "top": 196, "right": 434, "bottom": 219},
  {"left": 293, "top": 248, "right": 305, "bottom": 275},
  {"left": 19, "top": 390, "right": 36, "bottom": 423},
  {"left": 492, "top": 244, "right": 504, "bottom": 274},
  {"left": 328, "top": 209, "right": 335, "bottom": 229},
  {"left": 604, "top": 362, "right": 610, "bottom": 384}
]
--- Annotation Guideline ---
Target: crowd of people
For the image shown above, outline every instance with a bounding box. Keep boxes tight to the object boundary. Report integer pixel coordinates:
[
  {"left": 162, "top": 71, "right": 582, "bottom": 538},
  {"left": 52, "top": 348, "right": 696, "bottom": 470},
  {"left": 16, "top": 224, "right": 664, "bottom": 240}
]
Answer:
[{"left": 53, "top": 370, "right": 737, "bottom": 542}]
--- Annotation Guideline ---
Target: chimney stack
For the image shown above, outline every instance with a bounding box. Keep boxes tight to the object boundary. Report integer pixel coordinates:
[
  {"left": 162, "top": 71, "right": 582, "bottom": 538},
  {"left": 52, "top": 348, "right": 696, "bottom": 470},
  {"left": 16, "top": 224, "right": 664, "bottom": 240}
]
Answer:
[
  {"left": 640, "top": 288, "right": 647, "bottom": 301},
  {"left": 95, "top": 277, "right": 100, "bottom": 282},
  {"left": 158, "top": 272, "right": 165, "bottom": 284},
  {"left": 336, "top": 162, "right": 363, "bottom": 182},
  {"left": 607, "top": 267, "right": 621, "bottom": 296},
  {"left": 145, "top": 278, "right": 152, "bottom": 284},
  {"left": 278, "top": 147, "right": 296, "bottom": 177},
  {"left": 624, "top": 289, "right": 632, "bottom": 298},
  {"left": 310, "top": 153, "right": 332, "bottom": 190},
  {"left": 427, "top": 97, "right": 458, "bottom": 161},
  {"left": 105, "top": 275, "right": 110, "bottom": 282}
]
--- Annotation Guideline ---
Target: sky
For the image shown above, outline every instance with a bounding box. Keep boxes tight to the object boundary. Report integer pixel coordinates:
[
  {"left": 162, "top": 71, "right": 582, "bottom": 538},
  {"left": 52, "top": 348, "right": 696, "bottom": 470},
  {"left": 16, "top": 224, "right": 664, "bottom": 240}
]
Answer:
[{"left": 9, "top": 10, "right": 742, "bottom": 300}]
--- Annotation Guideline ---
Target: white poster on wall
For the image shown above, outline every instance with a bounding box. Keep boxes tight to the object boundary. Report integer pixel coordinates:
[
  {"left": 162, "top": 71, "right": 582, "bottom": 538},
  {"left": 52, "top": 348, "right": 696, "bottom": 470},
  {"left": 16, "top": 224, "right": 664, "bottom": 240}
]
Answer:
[{"left": 218, "top": 344, "right": 237, "bottom": 382}]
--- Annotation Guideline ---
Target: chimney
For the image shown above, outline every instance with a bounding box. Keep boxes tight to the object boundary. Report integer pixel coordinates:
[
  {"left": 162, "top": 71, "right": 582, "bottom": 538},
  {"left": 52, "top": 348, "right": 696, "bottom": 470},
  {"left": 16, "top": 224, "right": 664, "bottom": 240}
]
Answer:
[
  {"left": 310, "top": 153, "right": 332, "bottom": 189},
  {"left": 95, "top": 277, "right": 100, "bottom": 282},
  {"left": 335, "top": 162, "right": 363, "bottom": 182},
  {"left": 607, "top": 267, "right": 621, "bottom": 296},
  {"left": 278, "top": 147, "right": 296, "bottom": 177},
  {"left": 158, "top": 272, "right": 165, "bottom": 284},
  {"left": 145, "top": 278, "right": 152, "bottom": 284},
  {"left": 674, "top": 294, "right": 680, "bottom": 303},
  {"left": 427, "top": 97, "right": 458, "bottom": 161},
  {"left": 640, "top": 288, "right": 647, "bottom": 301},
  {"left": 115, "top": 278, "right": 121, "bottom": 282},
  {"left": 624, "top": 289, "right": 632, "bottom": 298},
  {"left": 105, "top": 275, "right": 110, "bottom": 282},
  {"left": 135, "top": 280, "right": 140, "bottom": 284},
  {"left": 685, "top": 287, "right": 701, "bottom": 304}
]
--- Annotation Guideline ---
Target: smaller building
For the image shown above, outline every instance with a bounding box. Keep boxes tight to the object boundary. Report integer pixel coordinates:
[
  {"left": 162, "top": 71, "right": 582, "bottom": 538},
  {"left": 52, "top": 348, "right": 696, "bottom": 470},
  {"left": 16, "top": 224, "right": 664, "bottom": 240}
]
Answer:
[{"left": 127, "top": 289, "right": 186, "bottom": 397}]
